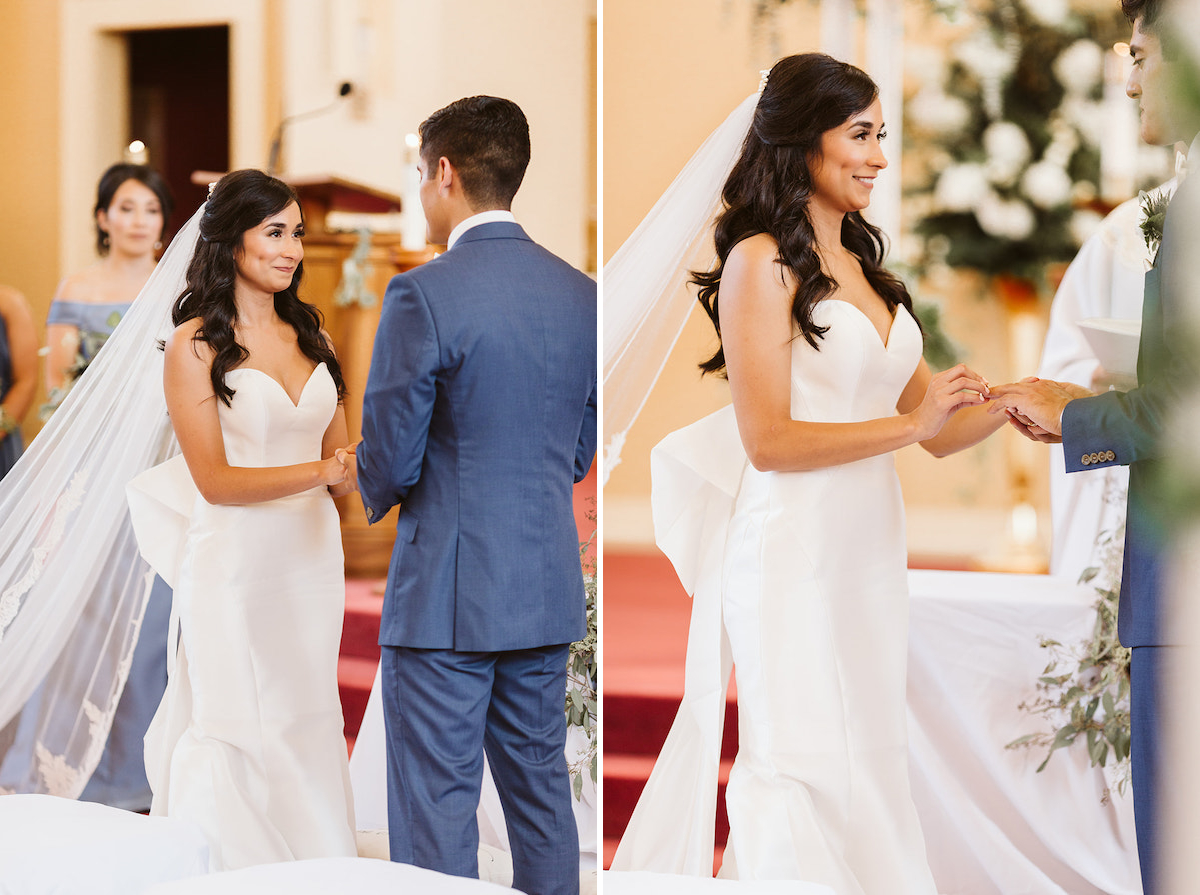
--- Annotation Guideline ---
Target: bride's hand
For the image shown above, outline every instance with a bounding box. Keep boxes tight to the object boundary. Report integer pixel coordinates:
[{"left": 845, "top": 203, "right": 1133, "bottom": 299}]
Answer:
[
  {"left": 909, "top": 363, "right": 991, "bottom": 441},
  {"left": 317, "top": 453, "right": 348, "bottom": 487},
  {"left": 334, "top": 445, "right": 358, "bottom": 493}
]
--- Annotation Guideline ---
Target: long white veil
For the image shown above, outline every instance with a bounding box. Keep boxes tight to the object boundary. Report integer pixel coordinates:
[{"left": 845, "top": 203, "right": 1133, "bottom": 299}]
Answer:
[
  {"left": 0, "top": 205, "right": 203, "bottom": 796},
  {"left": 601, "top": 93, "right": 757, "bottom": 483}
]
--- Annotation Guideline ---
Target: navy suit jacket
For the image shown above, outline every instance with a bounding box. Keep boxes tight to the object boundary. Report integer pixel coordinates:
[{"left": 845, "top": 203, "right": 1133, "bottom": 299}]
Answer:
[
  {"left": 1061, "top": 172, "right": 1195, "bottom": 648},
  {"left": 357, "top": 222, "right": 597, "bottom": 652}
]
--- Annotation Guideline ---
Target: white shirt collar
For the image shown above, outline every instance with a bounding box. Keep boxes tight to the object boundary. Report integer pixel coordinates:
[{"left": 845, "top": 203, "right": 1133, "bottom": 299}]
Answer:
[{"left": 446, "top": 209, "right": 517, "bottom": 250}]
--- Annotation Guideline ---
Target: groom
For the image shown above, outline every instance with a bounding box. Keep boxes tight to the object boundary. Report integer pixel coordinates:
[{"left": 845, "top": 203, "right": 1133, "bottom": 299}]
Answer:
[
  {"left": 353, "top": 96, "right": 597, "bottom": 895},
  {"left": 991, "top": 1, "right": 1199, "bottom": 890}
]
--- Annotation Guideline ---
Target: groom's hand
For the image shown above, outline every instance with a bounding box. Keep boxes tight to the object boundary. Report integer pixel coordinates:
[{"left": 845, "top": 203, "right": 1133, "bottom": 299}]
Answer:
[
  {"left": 988, "top": 377, "right": 1094, "bottom": 442},
  {"left": 335, "top": 443, "right": 359, "bottom": 494}
]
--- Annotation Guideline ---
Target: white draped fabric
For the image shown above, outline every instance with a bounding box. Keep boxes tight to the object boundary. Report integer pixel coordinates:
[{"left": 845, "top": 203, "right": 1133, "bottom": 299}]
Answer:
[
  {"left": 0, "top": 794, "right": 209, "bottom": 892},
  {"left": 142, "top": 857, "right": 513, "bottom": 894},
  {"left": 907, "top": 569, "right": 1140, "bottom": 895}
]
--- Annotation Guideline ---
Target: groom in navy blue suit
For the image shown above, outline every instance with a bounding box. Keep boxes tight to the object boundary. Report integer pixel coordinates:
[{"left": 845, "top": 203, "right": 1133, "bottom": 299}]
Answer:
[
  {"left": 991, "top": 2, "right": 1199, "bottom": 890},
  {"left": 353, "top": 96, "right": 596, "bottom": 894}
]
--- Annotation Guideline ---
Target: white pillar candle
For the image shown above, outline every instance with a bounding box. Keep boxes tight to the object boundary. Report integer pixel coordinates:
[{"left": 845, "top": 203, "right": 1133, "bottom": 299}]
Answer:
[{"left": 401, "top": 132, "right": 426, "bottom": 250}]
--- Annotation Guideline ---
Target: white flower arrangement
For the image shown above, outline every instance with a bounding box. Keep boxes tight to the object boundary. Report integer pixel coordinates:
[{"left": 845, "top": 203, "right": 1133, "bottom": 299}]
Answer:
[
  {"left": 1020, "top": 160, "right": 1074, "bottom": 210},
  {"left": 983, "top": 121, "right": 1032, "bottom": 186},
  {"left": 908, "top": 87, "right": 973, "bottom": 137},
  {"left": 975, "top": 190, "right": 1036, "bottom": 240},
  {"left": 934, "top": 163, "right": 991, "bottom": 213},
  {"left": 909, "top": 0, "right": 1131, "bottom": 282},
  {"left": 1069, "top": 208, "right": 1105, "bottom": 246},
  {"left": 953, "top": 29, "right": 1018, "bottom": 83},
  {"left": 1017, "top": 0, "right": 1068, "bottom": 27},
  {"left": 1053, "top": 39, "right": 1104, "bottom": 96}
]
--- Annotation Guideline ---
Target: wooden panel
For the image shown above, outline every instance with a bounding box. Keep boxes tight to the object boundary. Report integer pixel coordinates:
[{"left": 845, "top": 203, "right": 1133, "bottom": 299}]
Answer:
[{"left": 301, "top": 229, "right": 434, "bottom": 577}]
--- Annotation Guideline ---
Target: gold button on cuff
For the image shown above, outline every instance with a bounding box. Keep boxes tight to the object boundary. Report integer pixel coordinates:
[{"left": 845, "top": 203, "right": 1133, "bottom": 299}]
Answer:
[{"left": 1105, "top": 451, "right": 1115, "bottom": 461}]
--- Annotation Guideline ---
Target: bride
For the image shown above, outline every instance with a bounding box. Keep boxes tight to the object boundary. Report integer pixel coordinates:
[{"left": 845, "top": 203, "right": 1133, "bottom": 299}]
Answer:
[
  {"left": 609, "top": 54, "right": 1006, "bottom": 891},
  {"left": 0, "top": 170, "right": 357, "bottom": 872},
  {"left": 126, "top": 169, "right": 358, "bottom": 869}
]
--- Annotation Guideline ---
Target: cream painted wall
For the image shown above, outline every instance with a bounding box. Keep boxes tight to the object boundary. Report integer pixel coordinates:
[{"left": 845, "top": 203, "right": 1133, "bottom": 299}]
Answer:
[
  {"left": 0, "top": 1, "right": 61, "bottom": 445},
  {"left": 282, "top": 0, "right": 595, "bottom": 271},
  {"left": 59, "top": 0, "right": 273, "bottom": 277},
  {"left": 602, "top": 0, "right": 1050, "bottom": 564}
]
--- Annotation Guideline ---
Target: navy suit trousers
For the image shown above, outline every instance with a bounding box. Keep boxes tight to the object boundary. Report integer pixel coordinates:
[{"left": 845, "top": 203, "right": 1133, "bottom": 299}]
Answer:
[
  {"left": 1131, "top": 645, "right": 1169, "bottom": 895},
  {"left": 381, "top": 644, "right": 579, "bottom": 895}
]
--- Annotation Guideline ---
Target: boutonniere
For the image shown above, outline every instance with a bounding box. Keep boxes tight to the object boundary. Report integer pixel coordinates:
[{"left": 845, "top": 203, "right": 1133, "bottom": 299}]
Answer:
[{"left": 1138, "top": 186, "right": 1174, "bottom": 261}]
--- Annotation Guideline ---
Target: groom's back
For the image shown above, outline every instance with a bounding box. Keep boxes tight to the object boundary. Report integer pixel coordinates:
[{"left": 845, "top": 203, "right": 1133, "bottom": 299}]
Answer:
[{"left": 377, "top": 223, "right": 596, "bottom": 652}]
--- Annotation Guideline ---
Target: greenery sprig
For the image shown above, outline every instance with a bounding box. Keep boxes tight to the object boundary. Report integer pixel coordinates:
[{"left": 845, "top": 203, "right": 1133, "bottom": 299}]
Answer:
[
  {"left": 1138, "top": 186, "right": 1173, "bottom": 262},
  {"left": 566, "top": 506, "right": 597, "bottom": 800},
  {"left": 1008, "top": 484, "right": 1131, "bottom": 797}
]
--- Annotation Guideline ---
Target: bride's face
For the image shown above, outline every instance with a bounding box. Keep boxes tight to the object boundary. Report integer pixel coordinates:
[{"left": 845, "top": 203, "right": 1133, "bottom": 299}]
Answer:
[
  {"left": 234, "top": 202, "right": 305, "bottom": 296},
  {"left": 808, "top": 98, "right": 888, "bottom": 215}
]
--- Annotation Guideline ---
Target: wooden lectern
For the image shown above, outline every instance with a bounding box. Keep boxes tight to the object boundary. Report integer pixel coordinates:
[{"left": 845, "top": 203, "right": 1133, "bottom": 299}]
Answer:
[{"left": 191, "top": 171, "right": 436, "bottom": 578}]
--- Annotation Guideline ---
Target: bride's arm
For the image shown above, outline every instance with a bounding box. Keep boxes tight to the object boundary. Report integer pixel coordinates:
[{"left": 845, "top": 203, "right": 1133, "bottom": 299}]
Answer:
[
  {"left": 722, "top": 235, "right": 989, "bottom": 472},
  {"left": 164, "top": 321, "right": 347, "bottom": 505},
  {"left": 896, "top": 359, "right": 1008, "bottom": 457}
]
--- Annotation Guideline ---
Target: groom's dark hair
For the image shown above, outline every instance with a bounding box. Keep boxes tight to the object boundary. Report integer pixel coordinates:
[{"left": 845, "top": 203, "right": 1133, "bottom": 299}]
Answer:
[
  {"left": 418, "top": 96, "right": 531, "bottom": 209},
  {"left": 1121, "top": 0, "right": 1163, "bottom": 31}
]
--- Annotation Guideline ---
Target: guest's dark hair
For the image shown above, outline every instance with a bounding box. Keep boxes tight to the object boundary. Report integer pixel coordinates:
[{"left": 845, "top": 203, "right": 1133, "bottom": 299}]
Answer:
[
  {"left": 418, "top": 95, "right": 531, "bottom": 209},
  {"left": 693, "top": 53, "right": 917, "bottom": 377},
  {"left": 172, "top": 169, "right": 345, "bottom": 407},
  {"left": 94, "top": 163, "right": 175, "bottom": 256},
  {"left": 1121, "top": 0, "right": 1163, "bottom": 31}
]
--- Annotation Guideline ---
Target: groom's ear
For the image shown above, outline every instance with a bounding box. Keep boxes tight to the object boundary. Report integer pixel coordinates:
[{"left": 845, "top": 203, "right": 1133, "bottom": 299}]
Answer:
[{"left": 436, "top": 156, "right": 456, "bottom": 194}]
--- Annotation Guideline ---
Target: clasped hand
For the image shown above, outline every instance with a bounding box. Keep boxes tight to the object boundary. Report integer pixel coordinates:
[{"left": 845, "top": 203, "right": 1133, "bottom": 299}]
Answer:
[
  {"left": 986, "top": 377, "right": 1095, "bottom": 443},
  {"left": 320, "top": 442, "right": 359, "bottom": 492}
]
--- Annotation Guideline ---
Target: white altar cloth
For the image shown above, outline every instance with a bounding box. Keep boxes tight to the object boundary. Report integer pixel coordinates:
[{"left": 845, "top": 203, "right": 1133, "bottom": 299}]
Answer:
[
  {"left": 0, "top": 794, "right": 208, "bottom": 893},
  {"left": 142, "top": 857, "right": 511, "bottom": 894},
  {"left": 907, "top": 569, "right": 1140, "bottom": 895}
]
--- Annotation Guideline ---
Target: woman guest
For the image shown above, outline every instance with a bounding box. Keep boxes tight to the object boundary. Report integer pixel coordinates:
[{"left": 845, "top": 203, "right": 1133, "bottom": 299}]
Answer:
[
  {"left": 128, "top": 170, "right": 358, "bottom": 869},
  {"left": 611, "top": 54, "right": 1007, "bottom": 892},
  {"left": 44, "top": 163, "right": 174, "bottom": 412},
  {"left": 0, "top": 284, "right": 37, "bottom": 479}
]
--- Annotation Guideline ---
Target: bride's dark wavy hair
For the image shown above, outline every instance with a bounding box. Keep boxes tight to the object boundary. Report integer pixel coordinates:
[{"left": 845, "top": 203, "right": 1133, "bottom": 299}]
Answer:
[
  {"left": 693, "top": 53, "right": 918, "bottom": 376},
  {"left": 172, "top": 169, "right": 345, "bottom": 406}
]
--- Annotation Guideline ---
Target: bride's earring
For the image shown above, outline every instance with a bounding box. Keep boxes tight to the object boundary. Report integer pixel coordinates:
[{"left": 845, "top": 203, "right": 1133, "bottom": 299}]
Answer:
[{"left": 154, "top": 241, "right": 163, "bottom": 250}]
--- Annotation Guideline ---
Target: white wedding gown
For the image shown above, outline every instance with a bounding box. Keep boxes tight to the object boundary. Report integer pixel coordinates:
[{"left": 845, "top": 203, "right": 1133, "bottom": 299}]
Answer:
[
  {"left": 127, "top": 362, "right": 357, "bottom": 871},
  {"left": 613, "top": 300, "right": 936, "bottom": 894}
]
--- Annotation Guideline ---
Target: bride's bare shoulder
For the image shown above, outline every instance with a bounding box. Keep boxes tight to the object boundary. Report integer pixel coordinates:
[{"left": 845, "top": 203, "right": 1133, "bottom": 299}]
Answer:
[
  {"left": 723, "top": 234, "right": 790, "bottom": 301},
  {"left": 165, "top": 318, "right": 214, "bottom": 365},
  {"left": 726, "top": 232, "right": 780, "bottom": 266}
]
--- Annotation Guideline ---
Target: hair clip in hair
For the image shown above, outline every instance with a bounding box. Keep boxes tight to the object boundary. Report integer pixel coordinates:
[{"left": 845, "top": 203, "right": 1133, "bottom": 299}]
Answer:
[
  {"left": 207, "top": 181, "right": 217, "bottom": 199},
  {"left": 758, "top": 69, "right": 771, "bottom": 94}
]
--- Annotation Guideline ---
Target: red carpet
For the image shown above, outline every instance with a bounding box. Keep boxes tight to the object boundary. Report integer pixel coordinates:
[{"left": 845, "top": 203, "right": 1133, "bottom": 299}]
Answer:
[{"left": 338, "top": 466, "right": 598, "bottom": 754}]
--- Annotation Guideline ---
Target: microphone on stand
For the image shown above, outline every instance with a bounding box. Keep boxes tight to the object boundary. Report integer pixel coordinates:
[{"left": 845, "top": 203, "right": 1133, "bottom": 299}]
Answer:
[{"left": 266, "top": 81, "right": 354, "bottom": 175}]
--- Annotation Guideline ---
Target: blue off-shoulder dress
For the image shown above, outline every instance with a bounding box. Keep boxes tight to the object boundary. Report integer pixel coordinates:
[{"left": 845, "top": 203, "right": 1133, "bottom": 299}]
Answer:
[
  {"left": 46, "top": 298, "right": 172, "bottom": 811},
  {"left": 0, "top": 309, "right": 24, "bottom": 479}
]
